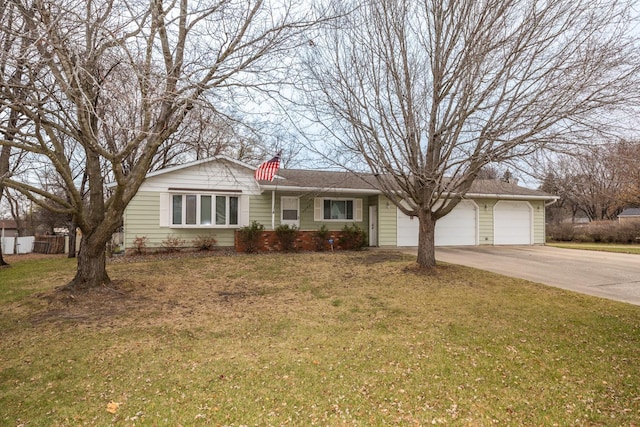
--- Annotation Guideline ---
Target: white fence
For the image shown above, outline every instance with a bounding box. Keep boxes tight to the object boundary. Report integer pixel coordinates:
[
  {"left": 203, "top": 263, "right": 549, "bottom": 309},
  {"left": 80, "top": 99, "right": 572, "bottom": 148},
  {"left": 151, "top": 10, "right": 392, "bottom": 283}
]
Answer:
[
  {"left": 1, "top": 236, "right": 35, "bottom": 255},
  {"left": 1, "top": 232, "right": 119, "bottom": 255}
]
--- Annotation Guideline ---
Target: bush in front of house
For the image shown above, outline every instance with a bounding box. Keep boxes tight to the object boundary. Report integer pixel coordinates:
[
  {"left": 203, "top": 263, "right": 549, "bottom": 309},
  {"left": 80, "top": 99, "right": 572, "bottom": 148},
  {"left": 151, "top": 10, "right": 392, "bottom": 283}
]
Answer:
[
  {"left": 275, "top": 224, "right": 298, "bottom": 252},
  {"left": 192, "top": 234, "right": 217, "bottom": 251},
  {"left": 161, "top": 236, "right": 186, "bottom": 252},
  {"left": 238, "top": 221, "right": 265, "bottom": 253},
  {"left": 132, "top": 235, "right": 149, "bottom": 254},
  {"left": 339, "top": 224, "right": 367, "bottom": 250},
  {"left": 314, "top": 225, "right": 330, "bottom": 251}
]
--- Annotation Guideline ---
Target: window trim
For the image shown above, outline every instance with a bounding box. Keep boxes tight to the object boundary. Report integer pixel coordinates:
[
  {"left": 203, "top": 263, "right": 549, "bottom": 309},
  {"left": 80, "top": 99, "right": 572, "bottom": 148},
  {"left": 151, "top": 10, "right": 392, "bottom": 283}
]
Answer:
[
  {"left": 314, "top": 197, "right": 363, "bottom": 222},
  {"left": 170, "top": 193, "right": 239, "bottom": 228},
  {"left": 280, "top": 196, "right": 300, "bottom": 227}
]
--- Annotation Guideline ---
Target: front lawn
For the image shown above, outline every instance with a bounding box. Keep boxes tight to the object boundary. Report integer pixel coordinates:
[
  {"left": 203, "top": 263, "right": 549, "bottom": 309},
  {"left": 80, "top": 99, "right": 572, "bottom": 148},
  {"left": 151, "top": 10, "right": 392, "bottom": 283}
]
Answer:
[{"left": 1, "top": 251, "right": 639, "bottom": 425}]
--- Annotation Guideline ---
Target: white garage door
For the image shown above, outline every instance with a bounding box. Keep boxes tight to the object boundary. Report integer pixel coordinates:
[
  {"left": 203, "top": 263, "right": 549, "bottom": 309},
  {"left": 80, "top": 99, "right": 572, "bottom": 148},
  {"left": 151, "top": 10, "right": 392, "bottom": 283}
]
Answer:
[
  {"left": 435, "top": 201, "right": 477, "bottom": 246},
  {"left": 494, "top": 201, "right": 532, "bottom": 245},
  {"left": 396, "top": 201, "right": 477, "bottom": 247}
]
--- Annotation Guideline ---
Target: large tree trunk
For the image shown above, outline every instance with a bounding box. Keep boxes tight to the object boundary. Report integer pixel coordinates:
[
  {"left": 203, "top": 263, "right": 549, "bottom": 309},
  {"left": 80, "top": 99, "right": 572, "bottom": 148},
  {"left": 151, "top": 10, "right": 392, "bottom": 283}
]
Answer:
[
  {"left": 64, "top": 232, "right": 110, "bottom": 290},
  {"left": 67, "top": 223, "right": 77, "bottom": 258},
  {"left": 416, "top": 210, "right": 436, "bottom": 269},
  {"left": 0, "top": 241, "right": 7, "bottom": 267}
]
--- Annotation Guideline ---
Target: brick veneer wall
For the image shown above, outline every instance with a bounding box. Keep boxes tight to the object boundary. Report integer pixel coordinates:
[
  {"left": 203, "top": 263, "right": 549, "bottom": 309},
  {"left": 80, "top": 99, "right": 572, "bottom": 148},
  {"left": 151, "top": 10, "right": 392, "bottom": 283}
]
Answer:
[{"left": 234, "top": 230, "right": 351, "bottom": 252}]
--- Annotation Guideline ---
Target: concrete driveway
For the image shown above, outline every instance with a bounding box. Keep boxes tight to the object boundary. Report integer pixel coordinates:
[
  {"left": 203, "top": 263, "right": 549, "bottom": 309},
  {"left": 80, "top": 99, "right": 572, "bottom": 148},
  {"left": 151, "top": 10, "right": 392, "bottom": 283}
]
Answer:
[{"left": 431, "top": 246, "right": 640, "bottom": 306}]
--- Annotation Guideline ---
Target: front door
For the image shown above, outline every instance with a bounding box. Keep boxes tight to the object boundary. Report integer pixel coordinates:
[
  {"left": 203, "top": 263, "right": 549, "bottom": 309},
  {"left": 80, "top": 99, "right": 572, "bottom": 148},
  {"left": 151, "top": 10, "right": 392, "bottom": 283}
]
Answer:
[{"left": 369, "top": 205, "right": 377, "bottom": 246}]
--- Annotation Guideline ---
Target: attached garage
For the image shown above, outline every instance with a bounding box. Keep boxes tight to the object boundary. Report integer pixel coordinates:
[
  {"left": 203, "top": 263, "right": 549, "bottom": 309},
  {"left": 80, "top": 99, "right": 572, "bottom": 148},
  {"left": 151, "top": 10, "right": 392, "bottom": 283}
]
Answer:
[
  {"left": 493, "top": 201, "right": 533, "bottom": 245},
  {"left": 396, "top": 200, "right": 478, "bottom": 247}
]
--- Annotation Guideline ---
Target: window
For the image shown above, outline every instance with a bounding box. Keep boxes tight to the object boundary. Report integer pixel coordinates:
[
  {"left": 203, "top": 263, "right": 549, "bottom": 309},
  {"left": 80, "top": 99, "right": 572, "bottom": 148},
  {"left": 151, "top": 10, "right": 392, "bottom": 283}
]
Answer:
[
  {"left": 171, "top": 194, "right": 239, "bottom": 227},
  {"left": 314, "top": 198, "right": 363, "bottom": 222},
  {"left": 324, "top": 199, "right": 353, "bottom": 220},
  {"left": 201, "top": 196, "right": 212, "bottom": 225},
  {"left": 281, "top": 196, "right": 299, "bottom": 226}
]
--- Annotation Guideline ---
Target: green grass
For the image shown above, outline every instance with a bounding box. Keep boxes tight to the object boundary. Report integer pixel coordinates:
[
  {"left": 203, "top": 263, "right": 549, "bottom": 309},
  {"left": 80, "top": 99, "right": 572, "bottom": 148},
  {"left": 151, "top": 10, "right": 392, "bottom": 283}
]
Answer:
[
  {"left": 1, "top": 251, "right": 639, "bottom": 426},
  {"left": 548, "top": 242, "right": 640, "bottom": 254},
  {"left": 0, "top": 256, "right": 76, "bottom": 303}
]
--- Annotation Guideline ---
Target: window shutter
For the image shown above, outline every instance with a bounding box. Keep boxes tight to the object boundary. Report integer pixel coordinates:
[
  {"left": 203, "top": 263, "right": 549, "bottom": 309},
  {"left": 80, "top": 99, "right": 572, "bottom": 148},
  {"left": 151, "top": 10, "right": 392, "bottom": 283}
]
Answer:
[
  {"left": 355, "top": 198, "right": 363, "bottom": 222},
  {"left": 314, "top": 198, "right": 323, "bottom": 221},
  {"left": 239, "top": 195, "right": 250, "bottom": 226},
  {"left": 159, "top": 193, "right": 170, "bottom": 227}
]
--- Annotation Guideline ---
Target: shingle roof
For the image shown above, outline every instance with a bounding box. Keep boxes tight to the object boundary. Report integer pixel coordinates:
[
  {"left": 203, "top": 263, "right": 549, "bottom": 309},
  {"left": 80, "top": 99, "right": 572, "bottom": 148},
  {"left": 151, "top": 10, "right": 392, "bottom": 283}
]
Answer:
[
  {"left": 270, "top": 169, "right": 379, "bottom": 190},
  {"left": 619, "top": 208, "right": 640, "bottom": 217},
  {"left": 467, "top": 179, "right": 552, "bottom": 198},
  {"left": 260, "top": 169, "right": 555, "bottom": 199}
]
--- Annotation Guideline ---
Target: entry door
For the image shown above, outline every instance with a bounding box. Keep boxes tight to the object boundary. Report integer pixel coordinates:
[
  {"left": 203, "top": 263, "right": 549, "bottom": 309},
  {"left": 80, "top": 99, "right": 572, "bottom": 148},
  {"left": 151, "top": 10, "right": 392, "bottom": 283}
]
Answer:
[{"left": 369, "top": 205, "right": 377, "bottom": 246}]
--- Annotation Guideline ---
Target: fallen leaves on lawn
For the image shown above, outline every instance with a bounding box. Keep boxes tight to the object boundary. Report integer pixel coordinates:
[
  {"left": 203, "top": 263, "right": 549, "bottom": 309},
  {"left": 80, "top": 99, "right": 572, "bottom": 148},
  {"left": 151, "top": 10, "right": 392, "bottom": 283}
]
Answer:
[{"left": 106, "top": 401, "right": 120, "bottom": 414}]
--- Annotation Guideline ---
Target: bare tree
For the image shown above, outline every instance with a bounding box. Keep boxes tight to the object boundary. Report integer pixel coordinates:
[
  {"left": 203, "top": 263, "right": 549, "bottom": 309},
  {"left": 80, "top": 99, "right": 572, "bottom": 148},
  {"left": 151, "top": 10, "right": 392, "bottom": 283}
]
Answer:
[
  {"left": 0, "top": 0, "right": 319, "bottom": 289},
  {"left": 540, "top": 141, "right": 640, "bottom": 222},
  {"left": 612, "top": 140, "right": 640, "bottom": 208},
  {"left": 0, "top": 0, "right": 30, "bottom": 266},
  {"left": 302, "top": 0, "right": 640, "bottom": 268}
]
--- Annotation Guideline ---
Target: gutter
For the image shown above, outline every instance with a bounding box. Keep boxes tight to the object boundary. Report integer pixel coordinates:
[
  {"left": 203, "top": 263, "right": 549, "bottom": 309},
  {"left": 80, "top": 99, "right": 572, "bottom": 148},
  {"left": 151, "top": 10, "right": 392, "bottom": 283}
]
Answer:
[
  {"left": 259, "top": 186, "right": 559, "bottom": 201},
  {"left": 259, "top": 185, "right": 381, "bottom": 195},
  {"left": 464, "top": 193, "right": 560, "bottom": 201}
]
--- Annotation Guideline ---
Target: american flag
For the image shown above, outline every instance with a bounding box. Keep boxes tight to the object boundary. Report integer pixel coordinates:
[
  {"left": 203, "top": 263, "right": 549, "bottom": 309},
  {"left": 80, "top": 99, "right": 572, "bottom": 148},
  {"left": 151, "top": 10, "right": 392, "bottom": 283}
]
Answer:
[{"left": 254, "top": 154, "right": 281, "bottom": 181}]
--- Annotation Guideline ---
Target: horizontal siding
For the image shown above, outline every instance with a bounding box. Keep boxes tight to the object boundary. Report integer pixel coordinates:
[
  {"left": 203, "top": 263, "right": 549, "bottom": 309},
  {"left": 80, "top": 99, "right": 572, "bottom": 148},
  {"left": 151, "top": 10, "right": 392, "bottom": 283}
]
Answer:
[
  {"left": 139, "top": 160, "right": 261, "bottom": 196},
  {"left": 478, "top": 198, "right": 546, "bottom": 245},
  {"left": 124, "top": 191, "right": 235, "bottom": 250},
  {"left": 249, "top": 194, "right": 274, "bottom": 229},
  {"left": 378, "top": 195, "right": 397, "bottom": 247},
  {"left": 249, "top": 192, "right": 371, "bottom": 232},
  {"left": 532, "top": 200, "right": 546, "bottom": 244},
  {"left": 300, "top": 193, "right": 368, "bottom": 231},
  {"left": 477, "top": 199, "right": 497, "bottom": 245}
]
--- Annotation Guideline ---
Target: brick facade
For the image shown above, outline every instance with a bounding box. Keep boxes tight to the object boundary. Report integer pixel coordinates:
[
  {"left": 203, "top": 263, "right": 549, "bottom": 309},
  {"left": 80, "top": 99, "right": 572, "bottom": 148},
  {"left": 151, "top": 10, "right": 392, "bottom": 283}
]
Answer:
[{"left": 234, "top": 230, "right": 353, "bottom": 253}]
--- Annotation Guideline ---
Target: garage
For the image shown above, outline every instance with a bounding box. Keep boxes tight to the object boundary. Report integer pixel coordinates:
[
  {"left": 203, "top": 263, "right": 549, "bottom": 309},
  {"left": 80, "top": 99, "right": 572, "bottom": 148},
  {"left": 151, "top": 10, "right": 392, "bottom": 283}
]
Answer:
[
  {"left": 493, "top": 201, "right": 532, "bottom": 245},
  {"left": 396, "top": 200, "right": 478, "bottom": 247}
]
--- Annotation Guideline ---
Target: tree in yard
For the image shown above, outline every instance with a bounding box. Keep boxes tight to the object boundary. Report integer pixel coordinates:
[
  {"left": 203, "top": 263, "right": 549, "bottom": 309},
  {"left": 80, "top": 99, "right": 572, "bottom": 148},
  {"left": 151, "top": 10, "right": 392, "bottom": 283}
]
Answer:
[
  {"left": 0, "top": 0, "right": 31, "bottom": 267},
  {"left": 302, "top": 0, "right": 640, "bottom": 268},
  {"left": 0, "top": 0, "right": 319, "bottom": 288}
]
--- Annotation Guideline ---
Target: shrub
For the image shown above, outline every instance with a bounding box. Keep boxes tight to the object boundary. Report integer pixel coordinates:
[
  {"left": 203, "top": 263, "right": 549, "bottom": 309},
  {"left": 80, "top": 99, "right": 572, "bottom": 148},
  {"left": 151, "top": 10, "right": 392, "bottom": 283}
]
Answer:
[
  {"left": 339, "top": 224, "right": 367, "bottom": 250},
  {"left": 587, "top": 222, "right": 616, "bottom": 243},
  {"left": 275, "top": 224, "right": 298, "bottom": 252},
  {"left": 547, "top": 220, "right": 640, "bottom": 244},
  {"left": 314, "top": 225, "right": 330, "bottom": 251},
  {"left": 238, "top": 221, "right": 265, "bottom": 253},
  {"left": 616, "top": 222, "right": 640, "bottom": 243},
  {"left": 546, "top": 223, "right": 575, "bottom": 242},
  {"left": 132, "top": 236, "right": 149, "bottom": 255},
  {"left": 161, "top": 236, "right": 186, "bottom": 252},
  {"left": 192, "top": 234, "right": 217, "bottom": 251}
]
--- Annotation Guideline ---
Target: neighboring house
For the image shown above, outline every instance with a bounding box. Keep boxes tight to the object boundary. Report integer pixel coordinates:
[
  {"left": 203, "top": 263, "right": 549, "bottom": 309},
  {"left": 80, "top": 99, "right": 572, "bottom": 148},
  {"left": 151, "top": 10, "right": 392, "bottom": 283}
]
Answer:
[
  {"left": 0, "top": 219, "right": 19, "bottom": 237},
  {"left": 120, "top": 156, "right": 557, "bottom": 252},
  {"left": 618, "top": 208, "right": 640, "bottom": 224}
]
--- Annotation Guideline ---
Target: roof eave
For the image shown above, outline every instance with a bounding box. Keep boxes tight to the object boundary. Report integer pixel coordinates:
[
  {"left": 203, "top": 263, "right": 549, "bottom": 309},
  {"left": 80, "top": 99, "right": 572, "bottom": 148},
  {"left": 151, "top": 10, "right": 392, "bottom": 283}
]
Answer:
[
  {"left": 106, "top": 155, "right": 257, "bottom": 188},
  {"left": 260, "top": 185, "right": 381, "bottom": 195},
  {"left": 464, "top": 193, "right": 560, "bottom": 201}
]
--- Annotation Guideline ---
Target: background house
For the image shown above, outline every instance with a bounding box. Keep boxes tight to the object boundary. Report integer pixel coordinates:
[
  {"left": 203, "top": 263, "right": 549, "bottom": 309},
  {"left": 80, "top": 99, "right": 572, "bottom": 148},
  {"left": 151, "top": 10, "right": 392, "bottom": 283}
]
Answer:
[
  {"left": 0, "top": 219, "right": 19, "bottom": 237},
  {"left": 618, "top": 208, "right": 640, "bottom": 224}
]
